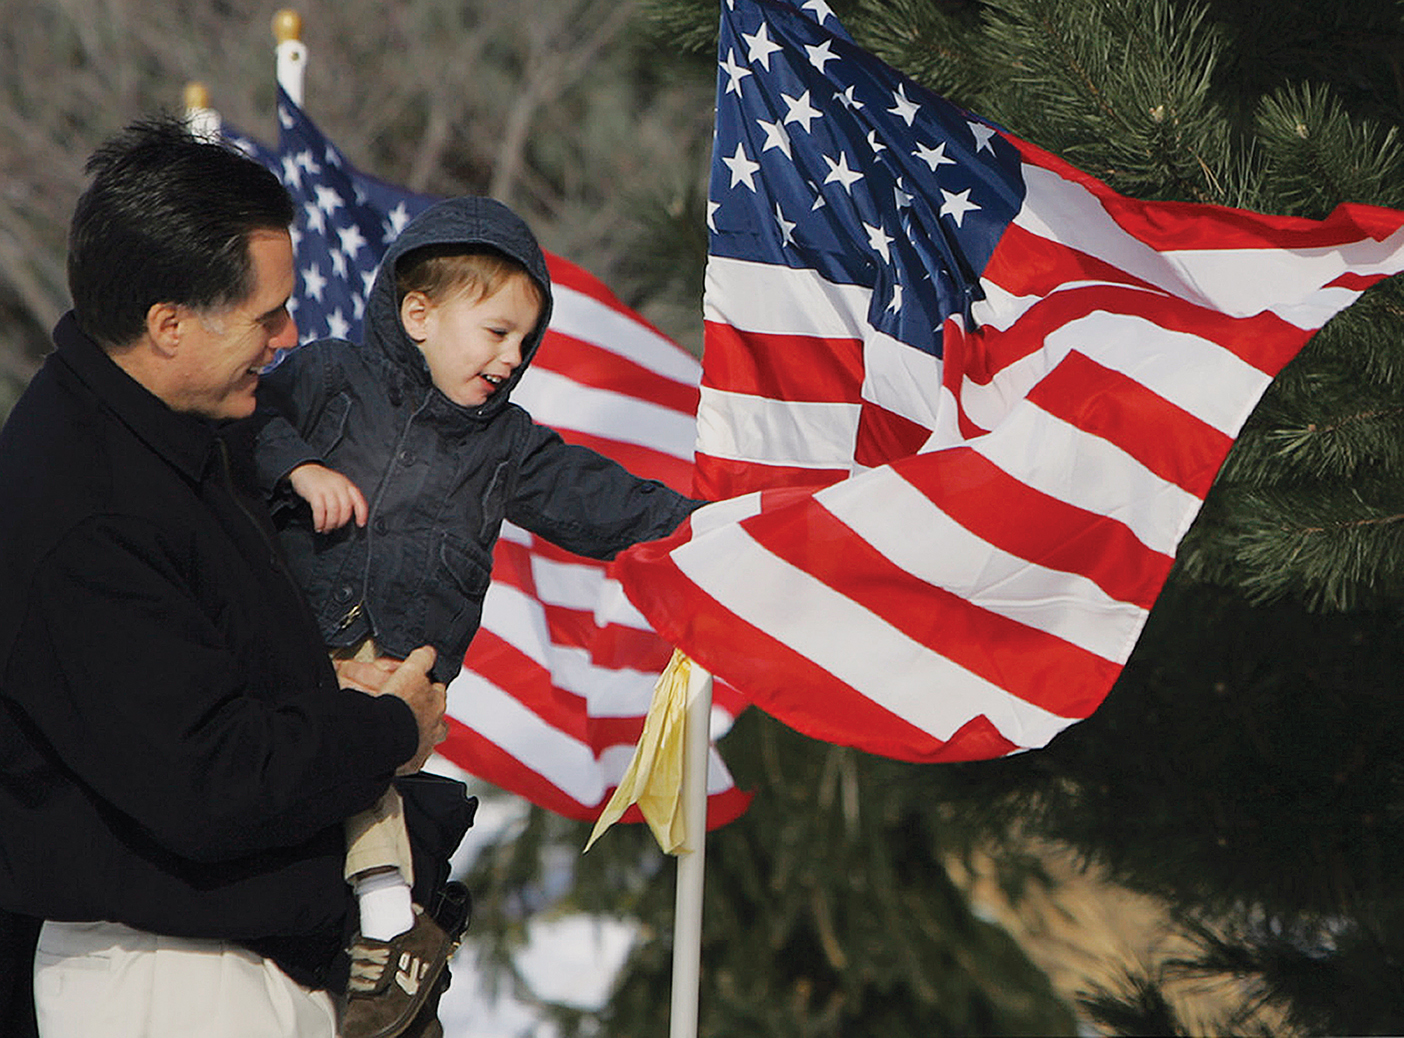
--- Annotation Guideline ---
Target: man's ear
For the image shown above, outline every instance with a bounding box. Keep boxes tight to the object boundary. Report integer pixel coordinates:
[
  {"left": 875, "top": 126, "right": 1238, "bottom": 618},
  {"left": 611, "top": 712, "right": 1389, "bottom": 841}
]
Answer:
[
  {"left": 399, "top": 291, "right": 431, "bottom": 343},
  {"left": 144, "top": 302, "right": 183, "bottom": 357}
]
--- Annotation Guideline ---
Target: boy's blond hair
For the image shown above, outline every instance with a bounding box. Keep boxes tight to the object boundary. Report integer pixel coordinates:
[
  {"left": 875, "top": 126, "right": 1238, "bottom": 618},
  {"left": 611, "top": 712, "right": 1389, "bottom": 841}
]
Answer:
[{"left": 395, "top": 244, "right": 545, "bottom": 311}]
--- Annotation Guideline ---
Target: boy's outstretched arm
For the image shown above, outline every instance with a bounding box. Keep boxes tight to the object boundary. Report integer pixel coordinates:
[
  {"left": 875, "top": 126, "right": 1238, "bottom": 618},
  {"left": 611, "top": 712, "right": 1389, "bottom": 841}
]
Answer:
[{"left": 288, "top": 462, "right": 369, "bottom": 533}]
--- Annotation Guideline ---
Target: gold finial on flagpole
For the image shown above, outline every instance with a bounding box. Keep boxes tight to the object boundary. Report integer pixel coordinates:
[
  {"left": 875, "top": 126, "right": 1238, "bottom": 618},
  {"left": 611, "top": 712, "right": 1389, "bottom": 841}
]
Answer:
[
  {"left": 183, "top": 81, "right": 211, "bottom": 111},
  {"left": 272, "top": 9, "right": 302, "bottom": 43},
  {"left": 272, "top": 9, "right": 307, "bottom": 107}
]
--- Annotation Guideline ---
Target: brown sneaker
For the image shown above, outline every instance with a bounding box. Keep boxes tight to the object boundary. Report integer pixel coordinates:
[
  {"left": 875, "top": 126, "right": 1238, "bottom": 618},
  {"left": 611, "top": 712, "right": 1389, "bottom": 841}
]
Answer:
[{"left": 341, "top": 907, "right": 457, "bottom": 1038}]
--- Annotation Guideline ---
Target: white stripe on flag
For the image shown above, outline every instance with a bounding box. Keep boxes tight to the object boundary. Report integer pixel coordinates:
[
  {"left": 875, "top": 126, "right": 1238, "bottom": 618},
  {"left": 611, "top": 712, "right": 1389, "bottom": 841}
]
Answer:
[
  {"left": 549, "top": 283, "right": 702, "bottom": 384},
  {"left": 860, "top": 330, "right": 945, "bottom": 430},
  {"left": 1018, "top": 164, "right": 1404, "bottom": 324},
  {"left": 448, "top": 669, "right": 607, "bottom": 805},
  {"left": 696, "top": 387, "right": 860, "bottom": 467},
  {"left": 513, "top": 368, "right": 699, "bottom": 454},
  {"left": 705, "top": 256, "right": 871, "bottom": 337},
  {"left": 669, "top": 520, "right": 1075, "bottom": 747},
  {"left": 973, "top": 405, "right": 1202, "bottom": 556},
  {"left": 818, "top": 467, "right": 1147, "bottom": 662}
]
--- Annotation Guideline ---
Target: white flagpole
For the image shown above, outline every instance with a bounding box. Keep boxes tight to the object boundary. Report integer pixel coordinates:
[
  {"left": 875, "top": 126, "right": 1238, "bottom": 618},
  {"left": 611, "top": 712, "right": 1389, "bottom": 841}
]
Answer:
[
  {"left": 669, "top": 663, "right": 713, "bottom": 1038},
  {"left": 272, "top": 9, "right": 307, "bottom": 105}
]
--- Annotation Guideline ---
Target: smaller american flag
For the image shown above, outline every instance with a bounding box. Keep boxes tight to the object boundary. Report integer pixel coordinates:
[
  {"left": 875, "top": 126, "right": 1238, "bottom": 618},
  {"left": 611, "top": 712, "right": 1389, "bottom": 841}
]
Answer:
[
  {"left": 611, "top": 0, "right": 1404, "bottom": 763},
  {"left": 227, "top": 93, "right": 751, "bottom": 828}
]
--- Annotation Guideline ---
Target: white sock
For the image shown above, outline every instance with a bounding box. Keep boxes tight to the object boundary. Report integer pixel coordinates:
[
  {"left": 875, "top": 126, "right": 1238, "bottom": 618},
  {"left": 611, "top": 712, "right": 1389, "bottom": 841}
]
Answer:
[{"left": 353, "top": 869, "right": 415, "bottom": 941}]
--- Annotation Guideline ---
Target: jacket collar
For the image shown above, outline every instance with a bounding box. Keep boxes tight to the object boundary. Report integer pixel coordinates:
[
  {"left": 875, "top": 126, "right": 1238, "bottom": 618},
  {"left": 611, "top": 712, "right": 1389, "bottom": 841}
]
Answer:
[{"left": 52, "top": 311, "right": 221, "bottom": 484}]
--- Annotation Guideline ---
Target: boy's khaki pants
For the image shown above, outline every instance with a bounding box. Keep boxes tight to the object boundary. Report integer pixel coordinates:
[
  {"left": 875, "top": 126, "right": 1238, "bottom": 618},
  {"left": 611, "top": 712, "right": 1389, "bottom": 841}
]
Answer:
[{"left": 337, "top": 640, "right": 416, "bottom": 885}]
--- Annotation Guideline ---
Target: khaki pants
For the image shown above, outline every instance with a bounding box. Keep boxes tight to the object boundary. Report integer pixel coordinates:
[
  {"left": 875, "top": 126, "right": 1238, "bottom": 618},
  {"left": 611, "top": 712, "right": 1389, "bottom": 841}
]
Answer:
[
  {"left": 34, "top": 921, "right": 337, "bottom": 1038},
  {"left": 335, "top": 640, "right": 415, "bottom": 885}
]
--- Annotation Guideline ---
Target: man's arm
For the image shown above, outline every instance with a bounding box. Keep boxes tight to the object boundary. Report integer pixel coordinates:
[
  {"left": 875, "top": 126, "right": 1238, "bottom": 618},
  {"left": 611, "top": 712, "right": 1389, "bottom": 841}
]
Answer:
[{"left": 13, "top": 516, "right": 418, "bottom": 863}]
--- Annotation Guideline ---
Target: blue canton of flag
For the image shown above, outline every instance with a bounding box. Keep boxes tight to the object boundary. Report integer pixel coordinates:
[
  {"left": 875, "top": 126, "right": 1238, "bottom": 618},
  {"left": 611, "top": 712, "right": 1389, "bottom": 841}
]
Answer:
[
  {"left": 711, "top": 0, "right": 1026, "bottom": 357},
  {"left": 225, "top": 88, "right": 436, "bottom": 350}
]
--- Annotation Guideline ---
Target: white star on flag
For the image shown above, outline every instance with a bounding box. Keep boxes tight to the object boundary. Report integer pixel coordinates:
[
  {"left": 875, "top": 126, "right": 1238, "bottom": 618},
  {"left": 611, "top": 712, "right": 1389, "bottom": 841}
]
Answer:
[
  {"left": 720, "top": 48, "right": 752, "bottom": 95},
  {"left": 969, "top": 121, "right": 998, "bottom": 153},
  {"left": 806, "top": 39, "right": 838, "bottom": 72},
  {"left": 757, "top": 118, "right": 793, "bottom": 157},
  {"left": 822, "top": 150, "right": 863, "bottom": 191},
  {"left": 782, "top": 90, "right": 822, "bottom": 132},
  {"left": 723, "top": 142, "right": 762, "bottom": 190},
  {"left": 939, "top": 187, "right": 980, "bottom": 226},
  {"left": 888, "top": 83, "right": 921, "bottom": 126},
  {"left": 916, "top": 140, "right": 956, "bottom": 171},
  {"left": 743, "top": 22, "right": 783, "bottom": 69}
]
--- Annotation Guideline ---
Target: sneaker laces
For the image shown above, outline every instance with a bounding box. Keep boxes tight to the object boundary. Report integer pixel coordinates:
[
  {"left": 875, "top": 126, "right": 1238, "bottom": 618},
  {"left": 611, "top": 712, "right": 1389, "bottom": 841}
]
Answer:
[{"left": 347, "top": 943, "right": 393, "bottom": 993}]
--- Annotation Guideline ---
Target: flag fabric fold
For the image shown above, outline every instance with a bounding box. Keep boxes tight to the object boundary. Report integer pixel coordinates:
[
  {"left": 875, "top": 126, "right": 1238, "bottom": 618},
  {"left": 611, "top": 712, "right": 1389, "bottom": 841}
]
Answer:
[
  {"left": 226, "top": 93, "right": 751, "bottom": 827},
  {"left": 610, "top": 0, "right": 1404, "bottom": 763}
]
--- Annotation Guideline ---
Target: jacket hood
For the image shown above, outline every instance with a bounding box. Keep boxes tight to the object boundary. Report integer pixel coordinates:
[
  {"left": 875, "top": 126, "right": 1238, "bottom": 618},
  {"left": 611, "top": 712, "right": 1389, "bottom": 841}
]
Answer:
[{"left": 363, "top": 196, "right": 553, "bottom": 421}]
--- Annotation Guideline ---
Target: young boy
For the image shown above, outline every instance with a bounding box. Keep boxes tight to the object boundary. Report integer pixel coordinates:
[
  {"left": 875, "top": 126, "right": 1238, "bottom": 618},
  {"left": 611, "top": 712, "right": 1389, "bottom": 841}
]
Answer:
[{"left": 255, "top": 196, "right": 702, "bottom": 1037}]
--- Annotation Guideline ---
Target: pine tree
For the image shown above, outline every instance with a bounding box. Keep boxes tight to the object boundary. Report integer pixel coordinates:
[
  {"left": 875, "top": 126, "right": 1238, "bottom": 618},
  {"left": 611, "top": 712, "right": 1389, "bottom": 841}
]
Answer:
[{"left": 465, "top": 1, "right": 1404, "bottom": 1034}]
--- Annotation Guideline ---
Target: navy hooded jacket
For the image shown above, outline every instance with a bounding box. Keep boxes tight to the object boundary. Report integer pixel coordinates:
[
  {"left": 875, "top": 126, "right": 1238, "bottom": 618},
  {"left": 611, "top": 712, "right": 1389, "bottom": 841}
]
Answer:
[{"left": 256, "top": 197, "right": 702, "bottom": 683}]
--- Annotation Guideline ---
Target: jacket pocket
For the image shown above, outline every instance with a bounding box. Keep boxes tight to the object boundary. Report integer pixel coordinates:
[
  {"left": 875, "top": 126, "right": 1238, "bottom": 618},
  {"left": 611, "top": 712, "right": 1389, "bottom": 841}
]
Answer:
[
  {"left": 307, "top": 392, "right": 352, "bottom": 457},
  {"left": 412, "top": 532, "right": 494, "bottom": 667}
]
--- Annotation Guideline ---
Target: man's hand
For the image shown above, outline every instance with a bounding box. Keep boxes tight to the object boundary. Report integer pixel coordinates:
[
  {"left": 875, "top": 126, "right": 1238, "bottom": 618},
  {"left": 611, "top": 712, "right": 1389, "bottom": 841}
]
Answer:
[
  {"left": 288, "top": 462, "right": 369, "bottom": 533},
  {"left": 337, "top": 646, "right": 448, "bottom": 775}
]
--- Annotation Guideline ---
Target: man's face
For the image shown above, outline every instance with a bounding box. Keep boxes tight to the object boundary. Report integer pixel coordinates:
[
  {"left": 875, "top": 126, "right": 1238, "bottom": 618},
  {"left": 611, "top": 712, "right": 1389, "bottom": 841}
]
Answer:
[{"left": 169, "top": 229, "right": 297, "bottom": 420}]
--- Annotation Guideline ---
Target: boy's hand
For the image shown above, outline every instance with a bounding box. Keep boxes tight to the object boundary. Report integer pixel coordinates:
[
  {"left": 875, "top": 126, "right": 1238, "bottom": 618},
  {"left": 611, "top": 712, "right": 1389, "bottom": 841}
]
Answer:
[
  {"left": 338, "top": 646, "right": 448, "bottom": 775},
  {"left": 288, "top": 463, "right": 368, "bottom": 533}
]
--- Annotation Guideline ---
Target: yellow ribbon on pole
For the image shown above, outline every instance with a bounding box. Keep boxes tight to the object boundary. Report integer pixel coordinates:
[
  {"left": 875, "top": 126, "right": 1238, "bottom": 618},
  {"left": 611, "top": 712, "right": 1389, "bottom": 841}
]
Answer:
[{"left": 585, "top": 649, "right": 696, "bottom": 854}]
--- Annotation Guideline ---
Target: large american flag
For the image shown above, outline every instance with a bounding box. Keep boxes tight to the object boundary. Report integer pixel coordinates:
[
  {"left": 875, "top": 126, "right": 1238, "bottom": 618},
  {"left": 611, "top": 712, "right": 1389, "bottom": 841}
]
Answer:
[
  {"left": 610, "top": 0, "right": 1404, "bottom": 762},
  {"left": 226, "top": 93, "right": 751, "bottom": 827}
]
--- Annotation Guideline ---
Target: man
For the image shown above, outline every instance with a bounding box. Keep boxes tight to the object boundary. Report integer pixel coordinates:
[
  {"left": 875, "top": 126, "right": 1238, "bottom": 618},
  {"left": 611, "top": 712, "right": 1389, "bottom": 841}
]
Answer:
[{"left": 0, "top": 116, "right": 453, "bottom": 1036}]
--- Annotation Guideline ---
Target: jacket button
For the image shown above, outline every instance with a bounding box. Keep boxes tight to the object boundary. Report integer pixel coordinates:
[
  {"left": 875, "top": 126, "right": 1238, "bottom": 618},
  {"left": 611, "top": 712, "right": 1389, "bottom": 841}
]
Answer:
[
  {"left": 334, "top": 585, "right": 354, "bottom": 603},
  {"left": 399, "top": 450, "right": 416, "bottom": 465},
  {"left": 374, "top": 517, "right": 388, "bottom": 535}
]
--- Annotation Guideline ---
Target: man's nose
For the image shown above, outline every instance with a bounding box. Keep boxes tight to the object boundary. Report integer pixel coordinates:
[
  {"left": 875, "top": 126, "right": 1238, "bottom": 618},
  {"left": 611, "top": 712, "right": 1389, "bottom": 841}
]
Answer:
[{"left": 271, "top": 309, "right": 298, "bottom": 351}]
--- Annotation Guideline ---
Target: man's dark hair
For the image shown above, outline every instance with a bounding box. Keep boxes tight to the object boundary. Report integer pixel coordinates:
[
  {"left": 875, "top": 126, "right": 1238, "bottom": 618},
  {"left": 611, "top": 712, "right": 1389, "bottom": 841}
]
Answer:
[{"left": 67, "top": 114, "right": 295, "bottom": 349}]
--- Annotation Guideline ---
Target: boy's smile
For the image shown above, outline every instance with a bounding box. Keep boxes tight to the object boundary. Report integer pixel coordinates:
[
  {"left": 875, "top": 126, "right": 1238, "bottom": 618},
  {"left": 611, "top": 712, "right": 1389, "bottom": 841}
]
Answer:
[{"left": 402, "top": 272, "right": 542, "bottom": 408}]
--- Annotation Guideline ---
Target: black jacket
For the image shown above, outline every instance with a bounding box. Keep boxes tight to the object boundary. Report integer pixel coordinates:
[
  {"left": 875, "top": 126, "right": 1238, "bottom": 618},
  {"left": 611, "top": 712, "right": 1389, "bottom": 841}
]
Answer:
[
  {"left": 256, "top": 197, "right": 702, "bottom": 683},
  {"left": 0, "top": 314, "right": 419, "bottom": 988}
]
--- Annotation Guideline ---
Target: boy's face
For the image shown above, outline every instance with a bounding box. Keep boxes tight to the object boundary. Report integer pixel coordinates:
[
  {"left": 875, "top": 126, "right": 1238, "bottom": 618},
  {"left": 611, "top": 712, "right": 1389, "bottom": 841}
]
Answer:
[{"left": 402, "top": 273, "right": 542, "bottom": 408}]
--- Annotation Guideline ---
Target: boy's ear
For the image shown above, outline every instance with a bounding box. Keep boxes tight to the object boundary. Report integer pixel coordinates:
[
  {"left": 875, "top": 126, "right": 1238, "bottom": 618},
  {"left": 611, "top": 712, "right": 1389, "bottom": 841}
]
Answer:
[
  {"left": 400, "top": 291, "right": 431, "bottom": 343},
  {"left": 144, "top": 302, "right": 183, "bottom": 358}
]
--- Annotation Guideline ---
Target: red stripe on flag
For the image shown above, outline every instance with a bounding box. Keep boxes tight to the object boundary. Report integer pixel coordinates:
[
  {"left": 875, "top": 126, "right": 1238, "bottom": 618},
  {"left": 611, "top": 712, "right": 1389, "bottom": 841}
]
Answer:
[
  {"left": 614, "top": 543, "right": 1025, "bottom": 763},
  {"left": 442, "top": 716, "right": 753, "bottom": 827},
  {"left": 462, "top": 630, "right": 589, "bottom": 740},
  {"left": 974, "top": 272, "right": 1305, "bottom": 380},
  {"left": 536, "top": 330, "right": 701, "bottom": 415},
  {"left": 742, "top": 491, "right": 1123, "bottom": 718},
  {"left": 440, "top": 720, "right": 599, "bottom": 821},
  {"left": 923, "top": 448, "right": 1173, "bottom": 609},
  {"left": 693, "top": 453, "right": 847, "bottom": 500},
  {"left": 702, "top": 322, "right": 864, "bottom": 402},
  {"left": 1014, "top": 142, "right": 1404, "bottom": 250},
  {"left": 544, "top": 254, "right": 678, "bottom": 343},
  {"left": 853, "top": 400, "right": 934, "bottom": 468},
  {"left": 984, "top": 222, "right": 1164, "bottom": 298},
  {"left": 1028, "top": 351, "right": 1234, "bottom": 497}
]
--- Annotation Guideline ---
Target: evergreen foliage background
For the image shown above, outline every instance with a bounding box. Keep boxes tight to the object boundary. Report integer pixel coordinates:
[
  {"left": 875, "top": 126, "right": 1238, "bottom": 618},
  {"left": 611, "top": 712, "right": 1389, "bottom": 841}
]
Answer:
[{"left": 462, "top": 0, "right": 1404, "bottom": 1034}]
